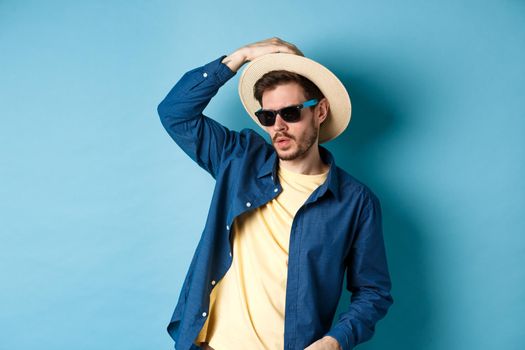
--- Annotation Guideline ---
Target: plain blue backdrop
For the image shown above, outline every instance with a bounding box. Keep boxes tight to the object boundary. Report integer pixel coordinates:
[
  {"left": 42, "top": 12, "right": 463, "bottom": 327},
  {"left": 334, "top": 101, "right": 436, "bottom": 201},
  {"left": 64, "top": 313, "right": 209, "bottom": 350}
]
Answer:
[{"left": 1, "top": 0, "right": 524, "bottom": 349}]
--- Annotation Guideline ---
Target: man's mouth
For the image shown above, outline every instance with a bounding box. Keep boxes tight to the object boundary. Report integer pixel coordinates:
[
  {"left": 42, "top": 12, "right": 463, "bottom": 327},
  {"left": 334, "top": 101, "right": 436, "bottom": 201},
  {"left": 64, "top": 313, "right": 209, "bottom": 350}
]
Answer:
[
  {"left": 274, "top": 136, "right": 292, "bottom": 148},
  {"left": 274, "top": 133, "right": 294, "bottom": 141}
]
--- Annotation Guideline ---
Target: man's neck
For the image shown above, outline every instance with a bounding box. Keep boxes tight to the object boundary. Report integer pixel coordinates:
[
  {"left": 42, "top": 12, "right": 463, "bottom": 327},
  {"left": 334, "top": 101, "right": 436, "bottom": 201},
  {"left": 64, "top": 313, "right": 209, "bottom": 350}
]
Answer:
[{"left": 278, "top": 147, "right": 330, "bottom": 175}]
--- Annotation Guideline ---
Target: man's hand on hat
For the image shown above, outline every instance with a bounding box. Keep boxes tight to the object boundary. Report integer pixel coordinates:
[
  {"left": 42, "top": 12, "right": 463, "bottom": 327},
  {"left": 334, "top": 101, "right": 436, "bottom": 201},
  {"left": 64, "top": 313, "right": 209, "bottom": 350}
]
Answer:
[
  {"left": 221, "top": 37, "right": 303, "bottom": 73},
  {"left": 304, "top": 335, "right": 343, "bottom": 350}
]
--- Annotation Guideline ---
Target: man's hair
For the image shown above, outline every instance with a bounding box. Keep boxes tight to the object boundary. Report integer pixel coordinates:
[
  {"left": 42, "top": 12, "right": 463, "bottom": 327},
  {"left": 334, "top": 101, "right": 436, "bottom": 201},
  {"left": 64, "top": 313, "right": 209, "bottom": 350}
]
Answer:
[{"left": 253, "top": 70, "right": 325, "bottom": 106}]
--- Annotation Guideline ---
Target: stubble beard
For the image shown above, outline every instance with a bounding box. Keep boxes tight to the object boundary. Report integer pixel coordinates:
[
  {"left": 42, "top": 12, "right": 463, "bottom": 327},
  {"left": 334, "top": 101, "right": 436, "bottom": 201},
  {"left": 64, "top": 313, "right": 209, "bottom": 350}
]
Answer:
[{"left": 273, "top": 118, "right": 319, "bottom": 161}]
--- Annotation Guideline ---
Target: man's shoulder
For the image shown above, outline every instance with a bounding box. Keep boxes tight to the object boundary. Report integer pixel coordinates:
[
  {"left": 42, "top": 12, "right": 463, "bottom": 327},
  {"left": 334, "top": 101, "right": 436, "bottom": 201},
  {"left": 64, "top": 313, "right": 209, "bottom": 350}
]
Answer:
[{"left": 333, "top": 165, "right": 380, "bottom": 204}]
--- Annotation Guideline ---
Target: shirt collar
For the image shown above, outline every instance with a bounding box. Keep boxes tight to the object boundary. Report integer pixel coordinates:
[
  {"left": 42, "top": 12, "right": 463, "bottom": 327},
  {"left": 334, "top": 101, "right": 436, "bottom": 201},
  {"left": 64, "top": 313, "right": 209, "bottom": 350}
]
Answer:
[{"left": 257, "top": 146, "right": 341, "bottom": 200}]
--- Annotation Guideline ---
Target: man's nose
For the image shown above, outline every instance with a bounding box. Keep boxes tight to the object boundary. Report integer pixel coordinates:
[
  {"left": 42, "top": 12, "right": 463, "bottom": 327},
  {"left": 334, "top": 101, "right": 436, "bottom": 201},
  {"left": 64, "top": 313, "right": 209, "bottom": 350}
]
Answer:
[{"left": 273, "top": 114, "right": 288, "bottom": 131}]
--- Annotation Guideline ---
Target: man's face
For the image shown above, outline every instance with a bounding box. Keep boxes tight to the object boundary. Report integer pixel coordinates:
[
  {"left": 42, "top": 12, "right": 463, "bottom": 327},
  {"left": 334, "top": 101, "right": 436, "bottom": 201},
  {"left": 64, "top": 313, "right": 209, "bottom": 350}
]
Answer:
[{"left": 261, "top": 83, "right": 325, "bottom": 161}]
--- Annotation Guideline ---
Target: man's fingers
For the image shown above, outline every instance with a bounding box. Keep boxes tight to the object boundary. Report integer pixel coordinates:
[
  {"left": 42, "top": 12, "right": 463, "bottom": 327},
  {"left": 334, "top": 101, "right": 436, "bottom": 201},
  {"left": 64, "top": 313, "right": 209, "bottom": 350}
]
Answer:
[
  {"left": 239, "top": 37, "right": 303, "bottom": 63},
  {"left": 266, "top": 37, "right": 303, "bottom": 55},
  {"left": 258, "top": 41, "right": 302, "bottom": 55}
]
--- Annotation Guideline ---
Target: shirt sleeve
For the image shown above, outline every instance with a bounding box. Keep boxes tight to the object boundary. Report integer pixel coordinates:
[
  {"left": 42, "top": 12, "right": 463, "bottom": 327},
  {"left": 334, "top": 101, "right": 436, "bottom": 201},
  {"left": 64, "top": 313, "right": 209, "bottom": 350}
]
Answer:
[
  {"left": 325, "top": 192, "right": 394, "bottom": 350},
  {"left": 156, "top": 55, "right": 239, "bottom": 178}
]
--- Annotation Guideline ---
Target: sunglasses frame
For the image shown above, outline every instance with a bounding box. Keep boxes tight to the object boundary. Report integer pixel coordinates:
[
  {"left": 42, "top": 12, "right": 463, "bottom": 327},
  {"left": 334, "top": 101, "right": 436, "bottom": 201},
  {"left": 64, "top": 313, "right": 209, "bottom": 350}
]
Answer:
[{"left": 254, "top": 99, "right": 319, "bottom": 126}]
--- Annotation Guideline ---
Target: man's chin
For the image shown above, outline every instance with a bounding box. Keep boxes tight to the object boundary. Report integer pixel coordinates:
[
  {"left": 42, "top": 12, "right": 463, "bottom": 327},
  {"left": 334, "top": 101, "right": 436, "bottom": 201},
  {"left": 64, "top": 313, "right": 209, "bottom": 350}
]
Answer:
[
  {"left": 276, "top": 149, "right": 300, "bottom": 161},
  {"left": 273, "top": 142, "right": 302, "bottom": 161}
]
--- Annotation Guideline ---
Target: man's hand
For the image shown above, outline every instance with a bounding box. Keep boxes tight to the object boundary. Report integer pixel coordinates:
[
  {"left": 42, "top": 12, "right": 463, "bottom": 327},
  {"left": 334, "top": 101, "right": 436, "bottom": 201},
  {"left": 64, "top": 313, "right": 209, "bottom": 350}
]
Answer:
[
  {"left": 304, "top": 336, "right": 342, "bottom": 350},
  {"left": 221, "top": 37, "right": 303, "bottom": 72}
]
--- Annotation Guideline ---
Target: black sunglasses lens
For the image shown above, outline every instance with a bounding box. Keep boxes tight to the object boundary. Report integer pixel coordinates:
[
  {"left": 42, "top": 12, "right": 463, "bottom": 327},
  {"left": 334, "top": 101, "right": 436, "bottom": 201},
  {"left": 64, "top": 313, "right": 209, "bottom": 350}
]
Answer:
[
  {"left": 255, "top": 105, "right": 303, "bottom": 126},
  {"left": 280, "top": 107, "right": 301, "bottom": 122},
  {"left": 255, "top": 111, "right": 276, "bottom": 126}
]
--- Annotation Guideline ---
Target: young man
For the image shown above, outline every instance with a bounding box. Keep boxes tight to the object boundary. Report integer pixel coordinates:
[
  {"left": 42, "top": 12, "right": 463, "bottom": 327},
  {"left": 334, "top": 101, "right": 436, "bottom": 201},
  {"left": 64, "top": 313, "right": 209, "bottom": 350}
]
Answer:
[{"left": 157, "top": 38, "right": 393, "bottom": 350}]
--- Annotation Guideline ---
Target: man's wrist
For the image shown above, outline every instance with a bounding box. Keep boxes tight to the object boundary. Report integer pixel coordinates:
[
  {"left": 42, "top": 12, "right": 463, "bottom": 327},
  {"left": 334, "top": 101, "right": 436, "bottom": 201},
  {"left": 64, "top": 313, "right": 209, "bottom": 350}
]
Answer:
[
  {"left": 324, "top": 336, "right": 342, "bottom": 350},
  {"left": 221, "top": 48, "right": 247, "bottom": 73}
]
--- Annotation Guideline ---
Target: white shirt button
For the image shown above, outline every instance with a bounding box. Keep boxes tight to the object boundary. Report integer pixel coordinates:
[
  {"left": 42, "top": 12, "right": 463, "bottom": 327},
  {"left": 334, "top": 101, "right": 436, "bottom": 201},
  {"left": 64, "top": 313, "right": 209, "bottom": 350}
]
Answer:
[
  {"left": 274, "top": 188, "right": 278, "bottom": 193},
  {"left": 229, "top": 252, "right": 232, "bottom": 257},
  {"left": 203, "top": 72, "right": 208, "bottom": 78},
  {"left": 202, "top": 312, "right": 207, "bottom": 317},
  {"left": 246, "top": 202, "right": 251, "bottom": 207},
  {"left": 211, "top": 280, "right": 216, "bottom": 286},
  {"left": 226, "top": 225, "right": 230, "bottom": 230}
]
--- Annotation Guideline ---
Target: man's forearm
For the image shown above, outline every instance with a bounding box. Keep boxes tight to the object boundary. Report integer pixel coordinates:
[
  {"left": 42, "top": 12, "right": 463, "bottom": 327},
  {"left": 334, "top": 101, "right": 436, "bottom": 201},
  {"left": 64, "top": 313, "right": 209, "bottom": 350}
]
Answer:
[{"left": 221, "top": 49, "right": 247, "bottom": 73}]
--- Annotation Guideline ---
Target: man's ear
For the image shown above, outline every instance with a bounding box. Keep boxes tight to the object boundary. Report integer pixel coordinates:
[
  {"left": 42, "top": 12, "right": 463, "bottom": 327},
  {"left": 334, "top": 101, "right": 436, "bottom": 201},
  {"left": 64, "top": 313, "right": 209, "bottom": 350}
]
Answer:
[{"left": 317, "top": 98, "right": 330, "bottom": 124}]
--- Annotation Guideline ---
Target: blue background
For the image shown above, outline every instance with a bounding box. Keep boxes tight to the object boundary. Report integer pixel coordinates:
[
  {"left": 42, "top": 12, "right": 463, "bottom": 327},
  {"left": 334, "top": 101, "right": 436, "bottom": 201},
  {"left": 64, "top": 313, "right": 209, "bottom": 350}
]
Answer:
[{"left": 1, "top": 0, "right": 524, "bottom": 349}]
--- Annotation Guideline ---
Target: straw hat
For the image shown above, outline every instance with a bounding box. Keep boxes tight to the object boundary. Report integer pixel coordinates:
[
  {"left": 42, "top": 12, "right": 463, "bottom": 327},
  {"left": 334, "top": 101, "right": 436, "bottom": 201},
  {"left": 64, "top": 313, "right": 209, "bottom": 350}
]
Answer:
[{"left": 238, "top": 53, "right": 351, "bottom": 143}]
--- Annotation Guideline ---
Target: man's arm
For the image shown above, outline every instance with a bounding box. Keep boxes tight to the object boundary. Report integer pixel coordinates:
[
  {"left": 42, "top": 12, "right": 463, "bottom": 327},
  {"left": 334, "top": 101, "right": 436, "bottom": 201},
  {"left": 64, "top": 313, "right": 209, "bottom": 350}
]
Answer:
[
  {"left": 324, "top": 192, "right": 394, "bottom": 350},
  {"left": 157, "top": 38, "right": 302, "bottom": 178},
  {"left": 157, "top": 56, "right": 237, "bottom": 178}
]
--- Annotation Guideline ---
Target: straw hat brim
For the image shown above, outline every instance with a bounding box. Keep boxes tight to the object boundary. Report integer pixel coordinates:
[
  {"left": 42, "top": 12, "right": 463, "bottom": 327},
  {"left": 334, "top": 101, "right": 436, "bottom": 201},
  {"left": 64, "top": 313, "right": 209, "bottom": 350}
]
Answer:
[{"left": 238, "top": 53, "right": 351, "bottom": 143}]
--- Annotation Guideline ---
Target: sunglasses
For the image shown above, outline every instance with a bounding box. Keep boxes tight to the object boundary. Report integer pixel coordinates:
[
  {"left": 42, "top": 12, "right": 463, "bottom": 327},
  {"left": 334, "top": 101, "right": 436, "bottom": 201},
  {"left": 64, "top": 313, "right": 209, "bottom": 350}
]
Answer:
[{"left": 254, "top": 99, "right": 319, "bottom": 126}]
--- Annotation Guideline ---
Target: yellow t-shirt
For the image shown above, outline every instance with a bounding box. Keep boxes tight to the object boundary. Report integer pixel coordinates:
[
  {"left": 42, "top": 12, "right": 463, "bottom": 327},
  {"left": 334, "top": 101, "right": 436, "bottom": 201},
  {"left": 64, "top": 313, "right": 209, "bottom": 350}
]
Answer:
[{"left": 195, "top": 166, "right": 328, "bottom": 350}]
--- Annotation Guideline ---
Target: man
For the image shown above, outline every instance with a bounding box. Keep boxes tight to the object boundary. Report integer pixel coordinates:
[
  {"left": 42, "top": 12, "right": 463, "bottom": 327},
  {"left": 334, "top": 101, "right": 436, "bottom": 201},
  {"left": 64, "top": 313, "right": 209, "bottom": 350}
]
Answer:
[{"left": 157, "top": 38, "right": 393, "bottom": 350}]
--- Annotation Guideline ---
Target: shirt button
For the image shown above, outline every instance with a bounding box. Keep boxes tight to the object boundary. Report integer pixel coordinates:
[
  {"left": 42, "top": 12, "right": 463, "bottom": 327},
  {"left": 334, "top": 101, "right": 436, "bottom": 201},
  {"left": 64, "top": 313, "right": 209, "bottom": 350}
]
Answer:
[
  {"left": 246, "top": 202, "right": 251, "bottom": 207},
  {"left": 211, "top": 280, "right": 216, "bottom": 286},
  {"left": 203, "top": 72, "right": 208, "bottom": 78},
  {"left": 229, "top": 252, "right": 232, "bottom": 257},
  {"left": 274, "top": 188, "right": 278, "bottom": 193},
  {"left": 226, "top": 225, "right": 230, "bottom": 230},
  {"left": 202, "top": 312, "right": 207, "bottom": 317}
]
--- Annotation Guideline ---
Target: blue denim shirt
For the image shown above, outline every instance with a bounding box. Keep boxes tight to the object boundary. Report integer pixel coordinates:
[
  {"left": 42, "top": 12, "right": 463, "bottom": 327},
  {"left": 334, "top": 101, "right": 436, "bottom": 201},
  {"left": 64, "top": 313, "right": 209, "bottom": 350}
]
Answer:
[{"left": 157, "top": 56, "right": 393, "bottom": 350}]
